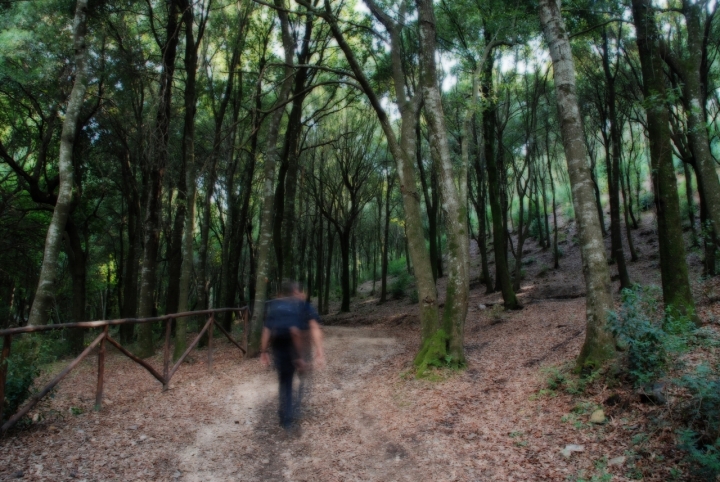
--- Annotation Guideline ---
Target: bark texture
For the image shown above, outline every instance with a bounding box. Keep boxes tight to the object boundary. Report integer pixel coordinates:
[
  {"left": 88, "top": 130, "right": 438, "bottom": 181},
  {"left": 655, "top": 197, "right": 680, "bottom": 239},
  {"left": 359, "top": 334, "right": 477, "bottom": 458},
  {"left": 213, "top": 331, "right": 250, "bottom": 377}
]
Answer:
[
  {"left": 631, "top": 0, "right": 698, "bottom": 321},
  {"left": 174, "top": 0, "right": 202, "bottom": 360},
  {"left": 539, "top": 0, "right": 615, "bottom": 367},
  {"left": 28, "top": 0, "right": 90, "bottom": 326},
  {"left": 417, "top": 0, "right": 469, "bottom": 364}
]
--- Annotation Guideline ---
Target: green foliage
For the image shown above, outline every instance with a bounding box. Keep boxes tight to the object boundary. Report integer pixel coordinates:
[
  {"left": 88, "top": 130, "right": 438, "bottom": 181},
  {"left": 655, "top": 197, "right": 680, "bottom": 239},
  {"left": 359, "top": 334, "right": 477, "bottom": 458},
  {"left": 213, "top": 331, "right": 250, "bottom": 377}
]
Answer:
[
  {"left": 2, "top": 331, "right": 77, "bottom": 423},
  {"left": 2, "top": 347, "right": 38, "bottom": 423},
  {"left": 528, "top": 218, "right": 546, "bottom": 241},
  {"left": 639, "top": 191, "right": 655, "bottom": 211},
  {"left": 390, "top": 271, "right": 412, "bottom": 299},
  {"left": 387, "top": 257, "right": 407, "bottom": 277},
  {"left": 541, "top": 364, "right": 603, "bottom": 396},
  {"left": 678, "top": 430, "right": 720, "bottom": 481},
  {"left": 409, "top": 289, "right": 419, "bottom": 304},
  {"left": 607, "top": 286, "right": 720, "bottom": 478},
  {"left": 569, "top": 457, "right": 613, "bottom": 482},
  {"left": 607, "top": 287, "right": 695, "bottom": 386}
]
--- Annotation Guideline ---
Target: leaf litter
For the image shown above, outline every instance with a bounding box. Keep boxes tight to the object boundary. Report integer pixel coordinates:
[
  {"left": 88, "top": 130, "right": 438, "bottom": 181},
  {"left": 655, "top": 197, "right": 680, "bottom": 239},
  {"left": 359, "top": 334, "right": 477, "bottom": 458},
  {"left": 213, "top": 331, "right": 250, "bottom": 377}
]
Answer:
[{"left": 1, "top": 212, "right": 717, "bottom": 481}]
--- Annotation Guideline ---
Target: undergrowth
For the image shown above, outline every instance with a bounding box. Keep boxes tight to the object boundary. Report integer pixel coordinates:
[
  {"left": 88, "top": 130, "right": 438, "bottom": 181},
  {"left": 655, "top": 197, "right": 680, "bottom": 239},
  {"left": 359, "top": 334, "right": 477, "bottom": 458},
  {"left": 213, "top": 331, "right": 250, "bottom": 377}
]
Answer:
[
  {"left": 2, "top": 331, "right": 70, "bottom": 424},
  {"left": 541, "top": 286, "right": 720, "bottom": 480}
]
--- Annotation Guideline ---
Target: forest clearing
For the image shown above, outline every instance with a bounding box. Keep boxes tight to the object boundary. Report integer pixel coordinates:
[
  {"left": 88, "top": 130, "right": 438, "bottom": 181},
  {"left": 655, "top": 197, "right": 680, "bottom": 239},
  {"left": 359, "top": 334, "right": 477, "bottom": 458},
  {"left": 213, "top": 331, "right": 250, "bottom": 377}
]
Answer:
[{"left": 4, "top": 0, "right": 720, "bottom": 480}]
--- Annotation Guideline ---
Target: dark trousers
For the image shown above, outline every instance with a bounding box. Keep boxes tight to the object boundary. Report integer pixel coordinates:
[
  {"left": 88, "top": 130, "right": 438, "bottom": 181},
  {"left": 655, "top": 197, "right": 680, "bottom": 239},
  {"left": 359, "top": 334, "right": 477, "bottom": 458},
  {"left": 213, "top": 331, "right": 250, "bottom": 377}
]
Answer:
[{"left": 273, "top": 346, "right": 296, "bottom": 429}]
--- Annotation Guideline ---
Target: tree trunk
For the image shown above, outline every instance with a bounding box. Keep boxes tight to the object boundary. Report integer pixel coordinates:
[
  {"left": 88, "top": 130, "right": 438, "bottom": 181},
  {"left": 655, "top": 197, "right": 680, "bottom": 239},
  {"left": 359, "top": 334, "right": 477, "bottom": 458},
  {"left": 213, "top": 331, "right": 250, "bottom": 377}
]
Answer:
[
  {"left": 323, "top": 228, "right": 334, "bottom": 315},
  {"left": 248, "top": 0, "right": 295, "bottom": 355},
  {"left": 315, "top": 209, "right": 324, "bottom": 309},
  {"left": 120, "top": 149, "right": 141, "bottom": 344},
  {"left": 620, "top": 155, "right": 639, "bottom": 262},
  {"left": 137, "top": 0, "right": 181, "bottom": 357},
  {"left": 482, "top": 58, "right": 519, "bottom": 309},
  {"left": 339, "top": 228, "right": 351, "bottom": 312},
  {"left": 416, "top": 121, "right": 439, "bottom": 282},
  {"left": 546, "top": 123, "right": 560, "bottom": 269},
  {"left": 28, "top": 0, "right": 90, "bottom": 327},
  {"left": 700, "top": 183, "right": 717, "bottom": 276},
  {"left": 683, "top": 162, "right": 699, "bottom": 246},
  {"left": 417, "top": 0, "right": 469, "bottom": 363},
  {"left": 472, "top": 117, "right": 494, "bottom": 291},
  {"left": 539, "top": 0, "right": 616, "bottom": 367},
  {"left": 513, "top": 165, "right": 529, "bottom": 293},
  {"left": 380, "top": 173, "right": 393, "bottom": 303},
  {"left": 677, "top": 2, "right": 720, "bottom": 245},
  {"left": 631, "top": 0, "right": 698, "bottom": 321},
  {"left": 601, "top": 31, "right": 632, "bottom": 290}
]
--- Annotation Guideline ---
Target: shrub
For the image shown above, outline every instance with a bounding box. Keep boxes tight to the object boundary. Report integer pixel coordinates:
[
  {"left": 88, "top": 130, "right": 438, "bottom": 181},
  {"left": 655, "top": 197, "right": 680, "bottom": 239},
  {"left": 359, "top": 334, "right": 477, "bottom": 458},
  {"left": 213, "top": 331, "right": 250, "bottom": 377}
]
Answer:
[
  {"left": 606, "top": 286, "right": 694, "bottom": 386},
  {"left": 387, "top": 257, "right": 407, "bottom": 277},
  {"left": 608, "top": 286, "right": 720, "bottom": 479},
  {"left": 3, "top": 350, "right": 38, "bottom": 423},
  {"left": 678, "top": 429, "right": 720, "bottom": 481},
  {"left": 639, "top": 191, "right": 655, "bottom": 211},
  {"left": 391, "top": 271, "right": 412, "bottom": 299},
  {"left": 2, "top": 332, "right": 66, "bottom": 424}
]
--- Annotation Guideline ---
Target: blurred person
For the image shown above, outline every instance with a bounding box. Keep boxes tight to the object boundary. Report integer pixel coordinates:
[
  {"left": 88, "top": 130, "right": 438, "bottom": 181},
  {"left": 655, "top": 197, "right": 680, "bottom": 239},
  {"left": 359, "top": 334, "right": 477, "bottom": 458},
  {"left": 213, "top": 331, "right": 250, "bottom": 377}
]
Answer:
[{"left": 260, "top": 280, "right": 325, "bottom": 430}]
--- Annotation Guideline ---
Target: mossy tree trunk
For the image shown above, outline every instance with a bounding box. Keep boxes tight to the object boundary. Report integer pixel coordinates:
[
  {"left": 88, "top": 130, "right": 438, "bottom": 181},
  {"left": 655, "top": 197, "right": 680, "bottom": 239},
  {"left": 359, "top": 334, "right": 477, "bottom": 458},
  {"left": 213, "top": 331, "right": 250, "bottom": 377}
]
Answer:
[
  {"left": 417, "top": 0, "right": 470, "bottom": 364},
  {"left": 539, "top": 0, "right": 616, "bottom": 368},
  {"left": 631, "top": 0, "right": 698, "bottom": 322}
]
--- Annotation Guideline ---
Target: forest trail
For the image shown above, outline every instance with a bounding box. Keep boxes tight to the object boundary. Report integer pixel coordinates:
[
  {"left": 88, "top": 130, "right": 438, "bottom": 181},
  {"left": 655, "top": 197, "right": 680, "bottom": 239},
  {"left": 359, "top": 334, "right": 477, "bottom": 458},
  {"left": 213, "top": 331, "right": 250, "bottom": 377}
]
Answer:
[
  {"left": 177, "top": 326, "right": 405, "bottom": 481},
  {"left": 2, "top": 214, "right": 717, "bottom": 481}
]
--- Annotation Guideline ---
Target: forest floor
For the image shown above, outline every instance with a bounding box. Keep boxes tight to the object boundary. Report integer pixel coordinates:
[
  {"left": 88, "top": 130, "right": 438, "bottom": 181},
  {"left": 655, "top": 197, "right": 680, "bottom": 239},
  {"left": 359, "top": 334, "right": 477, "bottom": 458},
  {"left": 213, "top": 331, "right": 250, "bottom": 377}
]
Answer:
[{"left": 2, "top": 211, "right": 720, "bottom": 481}]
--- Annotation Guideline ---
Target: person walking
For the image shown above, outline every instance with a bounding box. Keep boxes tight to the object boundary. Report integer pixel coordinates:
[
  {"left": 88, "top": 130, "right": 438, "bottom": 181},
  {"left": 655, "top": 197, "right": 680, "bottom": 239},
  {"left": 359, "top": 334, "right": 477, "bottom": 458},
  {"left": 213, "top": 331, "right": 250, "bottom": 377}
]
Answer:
[{"left": 260, "top": 281, "right": 325, "bottom": 430}]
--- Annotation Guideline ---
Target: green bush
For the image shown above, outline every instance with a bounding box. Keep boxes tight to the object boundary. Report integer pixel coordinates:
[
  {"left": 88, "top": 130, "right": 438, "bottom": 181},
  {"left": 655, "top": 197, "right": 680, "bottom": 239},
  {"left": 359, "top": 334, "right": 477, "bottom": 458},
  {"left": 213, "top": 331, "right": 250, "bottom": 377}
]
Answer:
[
  {"left": 3, "top": 351, "right": 37, "bottom": 423},
  {"left": 391, "top": 272, "right": 411, "bottom": 299},
  {"left": 2, "top": 332, "right": 68, "bottom": 424},
  {"left": 608, "top": 286, "right": 720, "bottom": 479},
  {"left": 387, "top": 257, "right": 407, "bottom": 277},
  {"left": 679, "top": 430, "right": 720, "bottom": 481},
  {"left": 639, "top": 191, "right": 654, "bottom": 211},
  {"left": 607, "top": 287, "right": 694, "bottom": 386}
]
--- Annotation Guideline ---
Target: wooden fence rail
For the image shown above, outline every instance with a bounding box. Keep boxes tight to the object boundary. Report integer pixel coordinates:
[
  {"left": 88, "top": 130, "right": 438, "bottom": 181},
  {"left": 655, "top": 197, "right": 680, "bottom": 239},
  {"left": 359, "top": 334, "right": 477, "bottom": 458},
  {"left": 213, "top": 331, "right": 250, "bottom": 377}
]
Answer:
[{"left": 0, "top": 307, "right": 249, "bottom": 433}]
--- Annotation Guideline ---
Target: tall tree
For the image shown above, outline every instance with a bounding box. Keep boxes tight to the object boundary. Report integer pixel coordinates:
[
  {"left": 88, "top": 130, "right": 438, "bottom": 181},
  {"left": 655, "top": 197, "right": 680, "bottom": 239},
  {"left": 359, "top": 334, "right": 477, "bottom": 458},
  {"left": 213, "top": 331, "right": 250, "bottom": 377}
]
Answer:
[
  {"left": 248, "top": 0, "right": 297, "bottom": 355},
  {"left": 417, "top": 0, "right": 470, "bottom": 363},
  {"left": 631, "top": 0, "right": 698, "bottom": 321},
  {"left": 137, "top": 0, "right": 182, "bottom": 357},
  {"left": 539, "top": 0, "right": 615, "bottom": 367},
  {"left": 27, "top": 0, "right": 90, "bottom": 327}
]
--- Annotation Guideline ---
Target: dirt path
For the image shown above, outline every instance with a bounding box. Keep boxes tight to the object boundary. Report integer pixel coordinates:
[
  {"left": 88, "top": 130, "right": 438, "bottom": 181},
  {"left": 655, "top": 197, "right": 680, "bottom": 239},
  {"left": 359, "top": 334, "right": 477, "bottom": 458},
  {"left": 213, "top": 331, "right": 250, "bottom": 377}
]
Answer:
[
  {"left": 177, "top": 326, "right": 407, "bottom": 482},
  {"left": 3, "top": 212, "right": 715, "bottom": 481}
]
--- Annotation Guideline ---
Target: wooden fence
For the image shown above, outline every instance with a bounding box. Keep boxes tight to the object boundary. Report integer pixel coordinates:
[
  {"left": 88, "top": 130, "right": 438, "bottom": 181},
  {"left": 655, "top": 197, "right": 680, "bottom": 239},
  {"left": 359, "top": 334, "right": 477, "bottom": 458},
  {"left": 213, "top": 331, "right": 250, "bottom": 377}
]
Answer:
[{"left": 0, "top": 307, "right": 249, "bottom": 433}]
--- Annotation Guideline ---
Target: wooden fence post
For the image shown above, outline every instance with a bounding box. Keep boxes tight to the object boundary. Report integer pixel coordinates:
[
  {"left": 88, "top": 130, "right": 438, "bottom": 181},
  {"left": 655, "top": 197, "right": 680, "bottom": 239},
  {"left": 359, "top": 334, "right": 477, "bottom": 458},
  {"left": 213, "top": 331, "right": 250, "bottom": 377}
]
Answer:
[
  {"left": 94, "top": 326, "right": 108, "bottom": 411},
  {"left": 0, "top": 334, "right": 12, "bottom": 423},
  {"left": 162, "top": 318, "right": 172, "bottom": 390}
]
